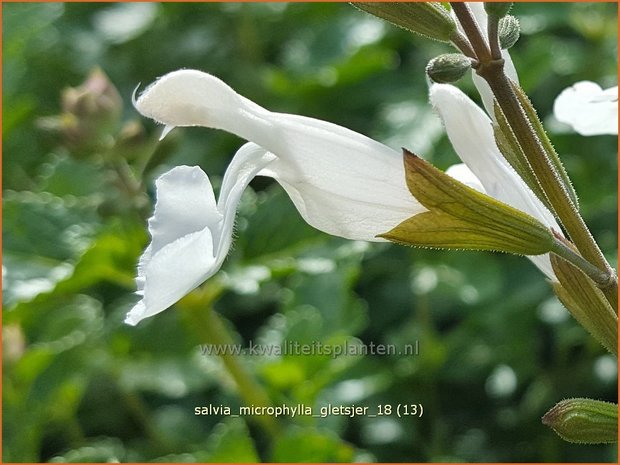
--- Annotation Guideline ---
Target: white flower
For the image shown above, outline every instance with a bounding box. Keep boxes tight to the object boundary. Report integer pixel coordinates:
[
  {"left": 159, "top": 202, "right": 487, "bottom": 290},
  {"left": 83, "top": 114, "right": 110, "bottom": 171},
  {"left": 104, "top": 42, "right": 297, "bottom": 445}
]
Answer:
[
  {"left": 127, "top": 69, "right": 424, "bottom": 325},
  {"left": 430, "top": 83, "right": 561, "bottom": 280},
  {"left": 553, "top": 81, "right": 618, "bottom": 136},
  {"left": 128, "top": 68, "right": 558, "bottom": 325}
]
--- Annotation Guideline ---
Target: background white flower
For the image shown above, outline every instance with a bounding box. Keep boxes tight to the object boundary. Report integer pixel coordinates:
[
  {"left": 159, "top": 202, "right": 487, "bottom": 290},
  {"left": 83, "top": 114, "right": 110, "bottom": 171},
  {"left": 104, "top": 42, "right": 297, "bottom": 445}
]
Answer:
[{"left": 553, "top": 81, "right": 618, "bottom": 136}]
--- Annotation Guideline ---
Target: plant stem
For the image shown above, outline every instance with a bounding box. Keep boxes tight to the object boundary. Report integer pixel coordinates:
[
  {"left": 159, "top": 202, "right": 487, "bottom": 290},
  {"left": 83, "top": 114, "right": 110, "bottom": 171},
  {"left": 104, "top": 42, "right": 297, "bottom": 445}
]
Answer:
[
  {"left": 550, "top": 239, "right": 613, "bottom": 288},
  {"left": 452, "top": 1, "right": 617, "bottom": 310},
  {"left": 184, "top": 300, "right": 280, "bottom": 438},
  {"left": 450, "top": 31, "right": 476, "bottom": 59},
  {"left": 451, "top": 3, "right": 491, "bottom": 62},
  {"left": 483, "top": 70, "right": 617, "bottom": 307},
  {"left": 486, "top": 14, "right": 503, "bottom": 60}
]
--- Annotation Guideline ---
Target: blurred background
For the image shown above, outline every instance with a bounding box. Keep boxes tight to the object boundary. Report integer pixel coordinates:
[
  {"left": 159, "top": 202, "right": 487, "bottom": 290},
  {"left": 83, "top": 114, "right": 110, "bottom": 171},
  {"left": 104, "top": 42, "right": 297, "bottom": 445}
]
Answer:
[{"left": 3, "top": 2, "right": 618, "bottom": 462}]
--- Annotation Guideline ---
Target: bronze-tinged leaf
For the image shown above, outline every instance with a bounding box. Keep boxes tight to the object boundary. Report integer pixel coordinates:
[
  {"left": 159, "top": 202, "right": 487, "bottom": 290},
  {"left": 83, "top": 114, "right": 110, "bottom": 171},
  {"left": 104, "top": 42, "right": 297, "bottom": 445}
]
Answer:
[
  {"left": 381, "top": 211, "right": 552, "bottom": 255},
  {"left": 493, "top": 101, "right": 552, "bottom": 211},
  {"left": 551, "top": 254, "right": 617, "bottom": 355},
  {"left": 510, "top": 80, "right": 579, "bottom": 209},
  {"left": 390, "top": 149, "right": 555, "bottom": 255}
]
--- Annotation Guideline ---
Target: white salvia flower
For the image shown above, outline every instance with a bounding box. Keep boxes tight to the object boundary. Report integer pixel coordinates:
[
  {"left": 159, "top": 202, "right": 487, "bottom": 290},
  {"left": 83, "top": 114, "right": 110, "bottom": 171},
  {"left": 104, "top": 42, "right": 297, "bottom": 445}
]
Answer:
[
  {"left": 553, "top": 81, "right": 618, "bottom": 136},
  {"left": 128, "top": 69, "right": 425, "bottom": 325},
  {"left": 430, "top": 83, "right": 561, "bottom": 280},
  {"left": 129, "top": 68, "right": 559, "bottom": 325}
]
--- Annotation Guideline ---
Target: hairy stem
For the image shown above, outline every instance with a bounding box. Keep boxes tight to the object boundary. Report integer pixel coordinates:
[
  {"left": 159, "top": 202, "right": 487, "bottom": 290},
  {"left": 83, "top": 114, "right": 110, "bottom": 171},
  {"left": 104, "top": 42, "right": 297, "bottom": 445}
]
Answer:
[
  {"left": 452, "top": 2, "right": 617, "bottom": 310},
  {"left": 450, "top": 3, "right": 491, "bottom": 62},
  {"left": 487, "top": 13, "right": 503, "bottom": 60}
]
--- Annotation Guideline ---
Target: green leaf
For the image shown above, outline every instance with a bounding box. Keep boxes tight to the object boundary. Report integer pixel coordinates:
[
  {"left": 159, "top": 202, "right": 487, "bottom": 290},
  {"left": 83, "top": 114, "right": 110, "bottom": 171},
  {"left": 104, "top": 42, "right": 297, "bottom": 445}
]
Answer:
[
  {"left": 380, "top": 150, "right": 555, "bottom": 255},
  {"left": 510, "top": 80, "right": 579, "bottom": 209},
  {"left": 543, "top": 398, "right": 618, "bottom": 444},
  {"left": 550, "top": 254, "right": 617, "bottom": 355},
  {"left": 236, "top": 185, "right": 322, "bottom": 260},
  {"left": 204, "top": 418, "right": 260, "bottom": 462},
  {"left": 3, "top": 190, "right": 101, "bottom": 306},
  {"left": 383, "top": 210, "right": 552, "bottom": 254},
  {"left": 493, "top": 101, "right": 551, "bottom": 211},
  {"left": 353, "top": 2, "right": 456, "bottom": 43},
  {"left": 49, "top": 438, "right": 126, "bottom": 463}
]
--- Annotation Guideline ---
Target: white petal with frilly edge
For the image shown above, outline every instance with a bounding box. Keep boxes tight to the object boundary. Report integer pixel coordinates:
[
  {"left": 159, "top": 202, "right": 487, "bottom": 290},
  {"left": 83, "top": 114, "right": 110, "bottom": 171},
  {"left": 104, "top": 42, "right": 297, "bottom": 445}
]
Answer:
[{"left": 126, "top": 146, "right": 276, "bottom": 326}]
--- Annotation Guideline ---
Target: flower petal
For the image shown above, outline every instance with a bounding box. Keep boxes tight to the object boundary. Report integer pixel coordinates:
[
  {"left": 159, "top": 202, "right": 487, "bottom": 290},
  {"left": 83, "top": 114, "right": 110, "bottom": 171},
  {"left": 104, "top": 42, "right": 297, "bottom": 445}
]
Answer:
[
  {"left": 445, "top": 163, "right": 486, "bottom": 194},
  {"left": 136, "top": 69, "right": 425, "bottom": 241},
  {"left": 553, "top": 81, "right": 618, "bottom": 136},
  {"left": 135, "top": 165, "right": 220, "bottom": 294},
  {"left": 128, "top": 145, "right": 277, "bottom": 325},
  {"left": 430, "top": 83, "right": 559, "bottom": 279},
  {"left": 148, "top": 166, "right": 221, "bottom": 256},
  {"left": 126, "top": 227, "right": 216, "bottom": 325},
  {"left": 128, "top": 165, "right": 222, "bottom": 325},
  {"left": 216, "top": 142, "right": 276, "bottom": 259}
]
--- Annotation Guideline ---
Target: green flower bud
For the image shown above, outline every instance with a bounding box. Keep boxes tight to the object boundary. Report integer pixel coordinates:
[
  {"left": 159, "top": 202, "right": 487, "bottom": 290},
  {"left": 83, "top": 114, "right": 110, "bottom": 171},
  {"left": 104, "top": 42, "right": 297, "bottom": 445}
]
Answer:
[
  {"left": 426, "top": 54, "right": 471, "bottom": 83},
  {"left": 484, "top": 2, "right": 513, "bottom": 18},
  {"left": 499, "top": 15, "right": 520, "bottom": 49},
  {"left": 353, "top": 2, "right": 456, "bottom": 43},
  {"left": 543, "top": 398, "right": 618, "bottom": 444}
]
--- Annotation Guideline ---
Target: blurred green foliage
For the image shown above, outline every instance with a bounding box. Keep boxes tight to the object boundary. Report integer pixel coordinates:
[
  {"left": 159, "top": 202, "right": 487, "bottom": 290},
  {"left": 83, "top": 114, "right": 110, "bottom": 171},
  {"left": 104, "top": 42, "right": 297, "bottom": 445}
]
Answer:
[{"left": 3, "top": 2, "right": 617, "bottom": 462}]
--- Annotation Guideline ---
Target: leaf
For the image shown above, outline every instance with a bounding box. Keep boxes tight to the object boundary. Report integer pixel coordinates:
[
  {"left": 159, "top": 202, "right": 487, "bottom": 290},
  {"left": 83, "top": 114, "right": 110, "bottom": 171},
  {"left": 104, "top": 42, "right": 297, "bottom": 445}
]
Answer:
[
  {"left": 381, "top": 150, "right": 555, "bottom": 255},
  {"left": 235, "top": 185, "right": 323, "bottom": 260},
  {"left": 383, "top": 210, "right": 551, "bottom": 254},
  {"left": 510, "top": 80, "right": 579, "bottom": 209},
  {"left": 271, "top": 426, "right": 355, "bottom": 462},
  {"left": 353, "top": 2, "right": 456, "bottom": 43},
  {"left": 204, "top": 418, "right": 260, "bottom": 462},
  {"left": 550, "top": 254, "right": 617, "bottom": 355},
  {"left": 3, "top": 190, "right": 101, "bottom": 306},
  {"left": 493, "top": 101, "right": 552, "bottom": 211}
]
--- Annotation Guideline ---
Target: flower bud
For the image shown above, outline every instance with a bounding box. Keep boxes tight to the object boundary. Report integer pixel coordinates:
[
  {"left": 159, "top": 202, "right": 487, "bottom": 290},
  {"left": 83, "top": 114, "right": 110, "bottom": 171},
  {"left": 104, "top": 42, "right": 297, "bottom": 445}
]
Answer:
[
  {"left": 353, "top": 2, "right": 456, "bottom": 43},
  {"left": 543, "top": 398, "right": 618, "bottom": 444},
  {"left": 498, "top": 15, "right": 520, "bottom": 49},
  {"left": 484, "top": 2, "right": 513, "bottom": 18},
  {"left": 426, "top": 54, "right": 471, "bottom": 84},
  {"left": 62, "top": 67, "right": 122, "bottom": 123},
  {"left": 58, "top": 67, "right": 123, "bottom": 156}
]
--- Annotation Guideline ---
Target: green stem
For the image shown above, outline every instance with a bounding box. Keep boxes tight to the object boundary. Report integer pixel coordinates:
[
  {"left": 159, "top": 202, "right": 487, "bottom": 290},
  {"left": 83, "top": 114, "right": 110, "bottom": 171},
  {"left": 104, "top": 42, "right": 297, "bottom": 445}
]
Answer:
[
  {"left": 451, "top": 3, "right": 491, "bottom": 62},
  {"left": 121, "top": 389, "right": 175, "bottom": 454},
  {"left": 550, "top": 239, "right": 613, "bottom": 288},
  {"left": 487, "top": 14, "right": 503, "bottom": 60},
  {"left": 185, "top": 301, "right": 280, "bottom": 438},
  {"left": 450, "top": 31, "right": 476, "bottom": 59},
  {"left": 484, "top": 70, "right": 617, "bottom": 305},
  {"left": 452, "top": 2, "right": 618, "bottom": 310}
]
